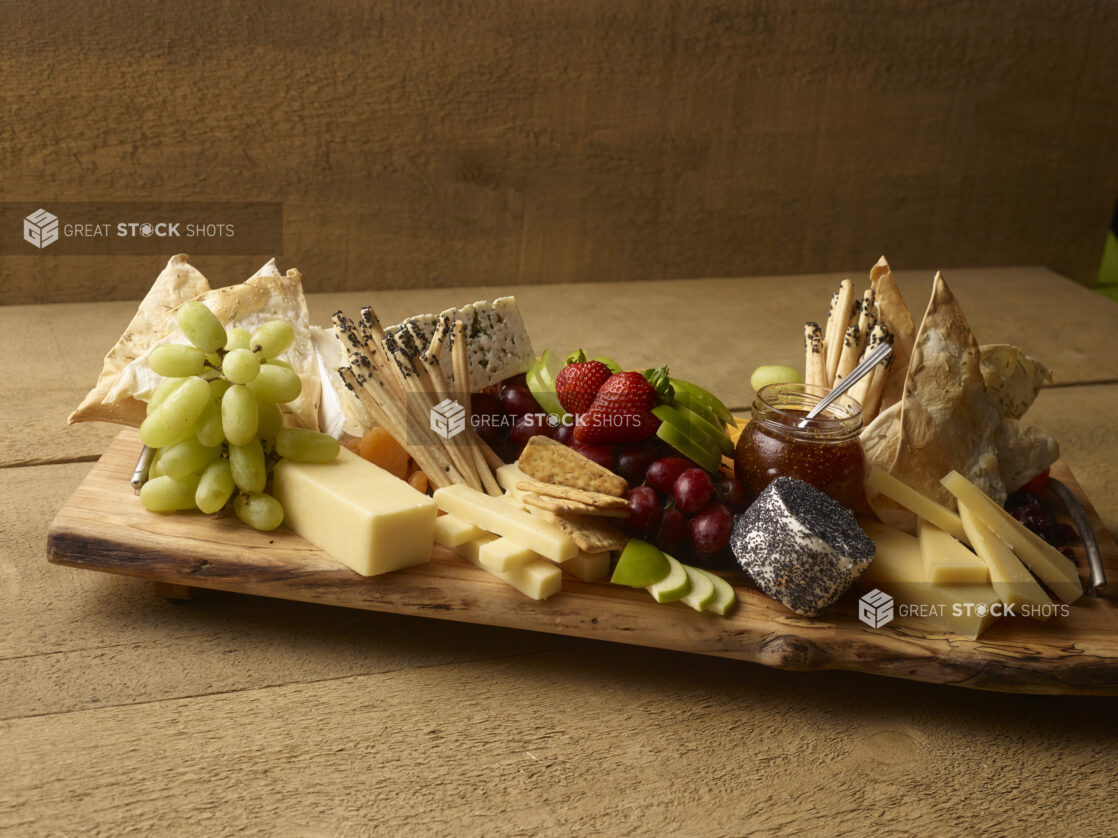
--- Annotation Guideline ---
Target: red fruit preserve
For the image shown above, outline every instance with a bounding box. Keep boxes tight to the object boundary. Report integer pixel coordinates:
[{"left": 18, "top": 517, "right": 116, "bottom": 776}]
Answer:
[{"left": 733, "top": 383, "right": 865, "bottom": 511}]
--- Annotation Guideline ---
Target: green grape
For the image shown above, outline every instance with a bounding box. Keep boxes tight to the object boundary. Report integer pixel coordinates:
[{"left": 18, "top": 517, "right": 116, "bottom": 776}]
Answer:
[
  {"left": 256, "top": 398, "right": 285, "bottom": 442},
  {"left": 205, "top": 352, "right": 222, "bottom": 368},
  {"left": 195, "top": 459, "right": 235, "bottom": 514},
  {"left": 229, "top": 438, "right": 266, "bottom": 493},
  {"left": 209, "top": 377, "right": 231, "bottom": 400},
  {"left": 156, "top": 376, "right": 212, "bottom": 432},
  {"left": 246, "top": 363, "right": 301, "bottom": 403},
  {"left": 221, "top": 384, "right": 259, "bottom": 446},
  {"left": 140, "top": 474, "right": 201, "bottom": 512},
  {"left": 222, "top": 348, "right": 261, "bottom": 385},
  {"left": 224, "top": 327, "right": 251, "bottom": 352},
  {"left": 195, "top": 399, "right": 225, "bottom": 447},
  {"left": 276, "top": 428, "right": 340, "bottom": 463},
  {"left": 148, "top": 377, "right": 187, "bottom": 413},
  {"left": 177, "top": 301, "right": 228, "bottom": 354},
  {"left": 139, "top": 412, "right": 194, "bottom": 448},
  {"left": 148, "top": 453, "right": 165, "bottom": 479},
  {"left": 267, "top": 359, "right": 293, "bottom": 371},
  {"left": 234, "top": 492, "right": 285, "bottom": 531},
  {"left": 250, "top": 320, "right": 294, "bottom": 360},
  {"left": 159, "top": 437, "right": 221, "bottom": 479},
  {"left": 150, "top": 344, "right": 206, "bottom": 378}
]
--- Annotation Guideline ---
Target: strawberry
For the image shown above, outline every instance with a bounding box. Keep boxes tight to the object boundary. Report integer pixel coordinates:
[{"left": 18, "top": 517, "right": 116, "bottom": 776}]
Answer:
[
  {"left": 555, "top": 351, "right": 613, "bottom": 415},
  {"left": 574, "top": 368, "right": 667, "bottom": 444}
]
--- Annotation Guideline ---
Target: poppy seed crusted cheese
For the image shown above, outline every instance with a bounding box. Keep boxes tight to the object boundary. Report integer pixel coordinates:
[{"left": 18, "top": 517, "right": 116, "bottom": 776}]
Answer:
[{"left": 732, "top": 477, "right": 875, "bottom": 617}]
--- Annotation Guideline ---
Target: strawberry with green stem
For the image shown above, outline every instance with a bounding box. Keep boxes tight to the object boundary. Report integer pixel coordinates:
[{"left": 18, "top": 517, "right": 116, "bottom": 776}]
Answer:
[
  {"left": 555, "top": 350, "right": 613, "bottom": 415},
  {"left": 574, "top": 366, "right": 673, "bottom": 444}
]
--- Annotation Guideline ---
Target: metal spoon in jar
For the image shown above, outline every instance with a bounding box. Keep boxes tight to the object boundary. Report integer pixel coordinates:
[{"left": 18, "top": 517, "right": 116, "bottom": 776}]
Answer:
[{"left": 803, "top": 343, "right": 893, "bottom": 423}]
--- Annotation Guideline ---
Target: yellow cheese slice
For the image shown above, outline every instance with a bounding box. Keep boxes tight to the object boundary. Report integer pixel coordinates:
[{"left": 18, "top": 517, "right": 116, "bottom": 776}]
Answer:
[
  {"left": 433, "top": 484, "right": 578, "bottom": 562},
  {"left": 434, "top": 514, "right": 484, "bottom": 548},
  {"left": 479, "top": 536, "right": 540, "bottom": 572},
  {"left": 560, "top": 550, "right": 611, "bottom": 582},
  {"left": 453, "top": 534, "right": 562, "bottom": 600},
  {"left": 273, "top": 447, "right": 436, "bottom": 577},
  {"left": 918, "top": 520, "right": 988, "bottom": 584},
  {"left": 866, "top": 466, "right": 970, "bottom": 545},
  {"left": 942, "top": 470, "right": 1082, "bottom": 604},
  {"left": 957, "top": 502, "right": 1052, "bottom": 617},
  {"left": 496, "top": 463, "right": 532, "bottom": 494},
  {"left": 860, "top": 520, "right": 1000, "bottom": 640}
]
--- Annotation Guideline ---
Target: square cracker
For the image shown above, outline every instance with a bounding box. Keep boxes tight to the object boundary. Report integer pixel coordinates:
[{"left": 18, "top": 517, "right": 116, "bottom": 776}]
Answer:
[
  {"left": 522, "top": 492, "right": 630, "bottom": 519},
  {"left": 515, "top": 479, "right": 628, "bottom": 510},
  {"left": 517, "top": 437, "right": 628, "bottom": 497},
  {"left": 537, "top": 509, "right": 630, "bottom": 553}
]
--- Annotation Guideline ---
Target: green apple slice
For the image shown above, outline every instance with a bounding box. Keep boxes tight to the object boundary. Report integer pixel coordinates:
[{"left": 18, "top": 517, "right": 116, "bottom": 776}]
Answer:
[
  {"left": 526, "top": 349, "right": 570, "bottom": 420},
  {"left": 679, "top": 564, "right": 717, "bottom": 611},
  {"left": 611, "top": 539, "right": 670, "bottom": 588},
  {"left": 652, "top": 407, "right": 722, "bottom": 473},
  {"left": 593, "top": 355, "right": 622, "bottom": 373},
  {"left": 646, "top": 553, "right": 692, "bottom": 602},
  {"left": 700, "top": 569, "right": 737, "bottom": 616},
  {"left": 669, "top": 378, "right": 735, "bottom": 427},
  {"left": 671, "top": 402, "right": 733, "bottom": 456}
]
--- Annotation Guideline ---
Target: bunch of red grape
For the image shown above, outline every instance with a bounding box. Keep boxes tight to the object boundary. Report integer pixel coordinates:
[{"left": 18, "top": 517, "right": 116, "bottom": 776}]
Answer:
[{"left": 1004, "top": 489, "right": 1079, "bottom": 561}]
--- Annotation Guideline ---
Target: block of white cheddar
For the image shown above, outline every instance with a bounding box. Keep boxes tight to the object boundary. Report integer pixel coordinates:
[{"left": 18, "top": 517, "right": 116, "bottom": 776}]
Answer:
[
  {"left": 957, "top": 502, "right": 1052, "bottom": 617},
  {"left": 274, "top": 446, "right": 436, "bottom": 577},
  {"left": 434, "top": 514, "right": 484, "bottom": 548},
  {"left": 860, "top": 520, "right": 1000, "bottom": 640},
  {"left": 433, "top": 484, "right": 578, "bottom": 562},
  {"left": 496, "top": 463, "right": 531, "bottom": 495},
  {"left": 454, "top": 534, "right": 562, "bottom": 600},
  {"left": 918, "top": 520, "right": 987, "bottom": 584},
  {"left": 942, "top": 470, "right": 1082, "bottom": 603}
]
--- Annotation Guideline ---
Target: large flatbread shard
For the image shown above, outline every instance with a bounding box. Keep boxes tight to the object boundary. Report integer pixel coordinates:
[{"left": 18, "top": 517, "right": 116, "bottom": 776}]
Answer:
[
  {"left": 979, "top": 344, "right": 1052, "bottom": 419},
  {"left": 869, "top": 256, "right": 917, "bottom": 415},
  {"left": 871, "top": 273, "right": 1005, "bottom": 525},
  {"left": 69, "top": 254, "right": 212, "bottom": 427},
  {"left": 69, "top": 257, "right": 322, "bottom": 431}
]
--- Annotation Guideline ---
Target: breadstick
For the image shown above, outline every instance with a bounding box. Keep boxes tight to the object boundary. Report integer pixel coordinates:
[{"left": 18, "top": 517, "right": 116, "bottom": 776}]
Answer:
[
  {"left": 803, "top": 322, "right": 825, "bottom": 388},
  {"left": 824, "top": 279, "right": 855, "bottom": 385},
  {"left": 848, "top": 324, "right": 885, "bottom": 409},
  {"left": 833, "top": 325, "right": 862, "bottom": 385}
]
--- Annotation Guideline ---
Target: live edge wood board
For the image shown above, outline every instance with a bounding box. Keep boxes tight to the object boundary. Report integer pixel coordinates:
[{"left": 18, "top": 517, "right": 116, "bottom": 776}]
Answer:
[{"left": 49, "top": 429, "right": 1118, "bottom": 696}]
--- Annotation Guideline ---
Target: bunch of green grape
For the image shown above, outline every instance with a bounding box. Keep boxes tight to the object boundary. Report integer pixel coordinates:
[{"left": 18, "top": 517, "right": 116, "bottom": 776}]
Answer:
[{"left": 138, "top": 301, "right": 339, "bottom": 531}]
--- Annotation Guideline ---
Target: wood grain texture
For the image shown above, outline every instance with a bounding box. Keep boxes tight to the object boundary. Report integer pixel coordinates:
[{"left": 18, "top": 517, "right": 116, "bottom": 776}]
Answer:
[
  {"left": 2, "top": 1, "right": 1117, "bottom": 305},
  {"left": 47, "top": 429, "right": 1118, "bottom": 695},
  {"left": 5, "top": 267, "right": 1118, "bottom": 469}
]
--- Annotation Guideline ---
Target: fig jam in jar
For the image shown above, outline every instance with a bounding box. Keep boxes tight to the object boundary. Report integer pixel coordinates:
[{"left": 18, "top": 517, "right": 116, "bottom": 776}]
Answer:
[{"left": 734, "top": 383, "right": 865, "bottom": 510}]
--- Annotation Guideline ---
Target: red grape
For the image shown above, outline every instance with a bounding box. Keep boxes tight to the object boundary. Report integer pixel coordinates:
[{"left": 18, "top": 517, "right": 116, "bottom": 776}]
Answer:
[
  {"left": 570, "top": 442, "right": 615, "bottom": 471},
  {"left": 673, "top": 468, "right": 714, "bottom": 514},
  {"left": 500, "top": 383, "right": 541, "bottom": 419},
  {"left": 553, "top": 423, "right": 575, "bottom": 446},
  {"left": 690, "top": 503, "right": 733, "bottom": 556},
  {"left": 714, "top": 478, "right": 750, "bottom": 513},
  {"left": 471, "top": 393, "right": 506, "bottom": 446},
  {"left": 655, "top": 507, "right": 687, "bottom": 554},
  {"left": 510, "top": 413, "right": 554, "bottom": 449},
  {"left": 646, "top": 456, "right": 694, "bottom": 495},
  {"left": 622, "top": 486, "right": 662, "bottom": 536},
  {"left": 615, "top": 443, "right": 659, "bottom": 485}
]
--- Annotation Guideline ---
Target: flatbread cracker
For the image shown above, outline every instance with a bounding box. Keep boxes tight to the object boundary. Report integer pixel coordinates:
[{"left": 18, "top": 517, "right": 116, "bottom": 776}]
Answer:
[
  {"left": 517, "top": 437, "right": 628, "bottom": 497},
  {"left": 521, "top": 492, "right": 630, "bottom": 518},
  {"left": 514, "top": 480, "right": 628, "bottom": 510},
  {"left": 541, "top": 510, "right": 630, "bottom": 553},
  {"left": 869, "top": 257, "right": 916, "bottom": 415}
]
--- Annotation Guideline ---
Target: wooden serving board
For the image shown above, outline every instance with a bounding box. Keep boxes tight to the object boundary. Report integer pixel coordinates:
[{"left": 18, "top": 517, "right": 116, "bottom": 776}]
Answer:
[{"left": 48, "top": 429, "right": 1118, "bottom": 695}]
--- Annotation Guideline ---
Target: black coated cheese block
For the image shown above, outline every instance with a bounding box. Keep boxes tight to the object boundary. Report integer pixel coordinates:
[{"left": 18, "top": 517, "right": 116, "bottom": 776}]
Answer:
[{"left": 732, "top": 477, "right": 875, "bottom": 617}]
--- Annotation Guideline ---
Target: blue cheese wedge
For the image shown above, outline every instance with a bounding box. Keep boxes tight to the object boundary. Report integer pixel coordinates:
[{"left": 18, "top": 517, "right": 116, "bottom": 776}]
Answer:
[
  {"left": 732, "top": 477, "right": 875, "bottom": 617},
  {"left": 384, "top": 297, "right": 535, "bottom": 391}
]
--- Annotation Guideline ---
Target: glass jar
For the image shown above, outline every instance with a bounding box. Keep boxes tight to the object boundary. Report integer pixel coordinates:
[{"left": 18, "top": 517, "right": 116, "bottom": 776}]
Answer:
[{"left": 734, "top": 383, "right": 866, "bottom": 510}]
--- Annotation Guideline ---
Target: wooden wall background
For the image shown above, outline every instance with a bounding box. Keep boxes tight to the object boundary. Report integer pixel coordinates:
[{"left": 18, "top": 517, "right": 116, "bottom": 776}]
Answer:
[{"left": 1, "top": 0, "right": 1116, "bottom": 305}]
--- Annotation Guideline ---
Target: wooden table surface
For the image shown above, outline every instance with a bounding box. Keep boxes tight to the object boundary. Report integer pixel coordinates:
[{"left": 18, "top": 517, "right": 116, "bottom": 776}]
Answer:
[{"left": 3, "top": 266, "right": 1118, "bottom": 835}]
